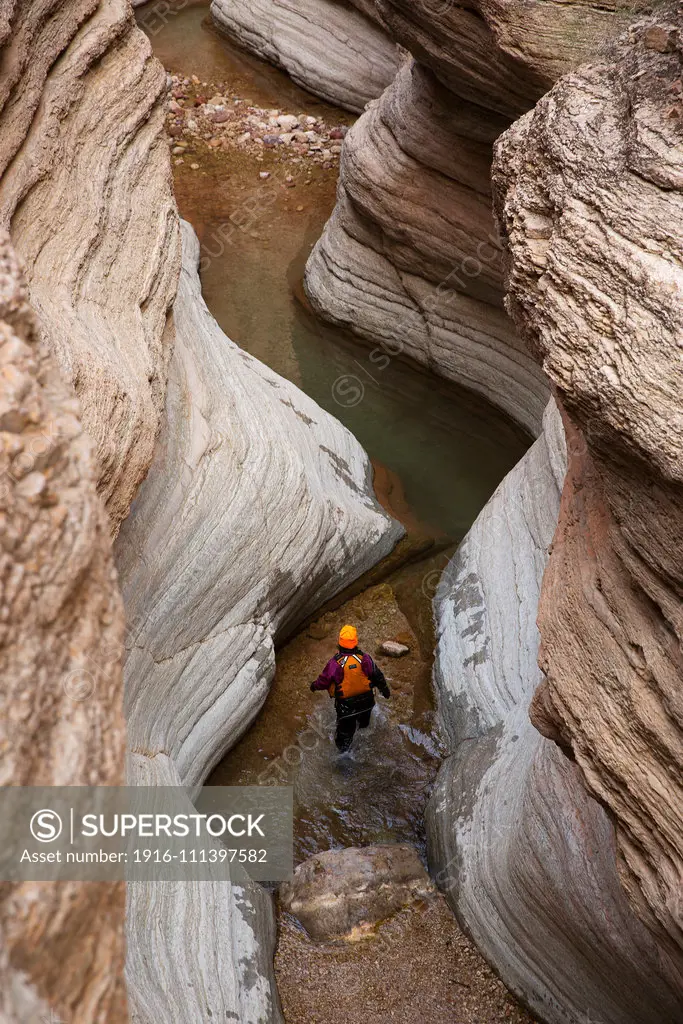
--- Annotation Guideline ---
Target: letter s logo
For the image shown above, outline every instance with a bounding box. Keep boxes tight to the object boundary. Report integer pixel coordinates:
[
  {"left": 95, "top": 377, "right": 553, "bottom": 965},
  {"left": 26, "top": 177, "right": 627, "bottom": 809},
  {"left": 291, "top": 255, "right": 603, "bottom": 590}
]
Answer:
[{"left": 30, "top": 809, "right": 63, "bottom": 843}]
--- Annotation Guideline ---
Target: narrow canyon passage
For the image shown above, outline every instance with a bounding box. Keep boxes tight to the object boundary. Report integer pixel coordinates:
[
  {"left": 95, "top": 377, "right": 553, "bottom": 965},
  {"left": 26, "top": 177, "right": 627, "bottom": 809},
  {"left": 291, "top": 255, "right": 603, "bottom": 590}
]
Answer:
[{"left": 137, "top": 2, "right": 535, "bottom": 1019}]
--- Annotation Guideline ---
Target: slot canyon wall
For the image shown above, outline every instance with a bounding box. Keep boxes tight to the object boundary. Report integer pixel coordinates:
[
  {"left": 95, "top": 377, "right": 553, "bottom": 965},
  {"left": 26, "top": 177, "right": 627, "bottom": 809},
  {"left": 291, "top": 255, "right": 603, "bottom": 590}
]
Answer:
[
  {"left": 0, "top": 0, "right": 181, "bottom": 530},
  {"left": 495, "top": 5, "right": 683, "bottom": 981},
  {"left": 118, "top": 221, "right": 401, "bottom": 1021},
  {"left": 431, "top": 5, "right": 683, "bottom": 1024},
  {"left": 210, "top": 0, "right": 401, "bottom": 112},
  {"left": 223, "top": 0, "right": 683, "bottom": 1020},
  {"left": 298, "top": 0, "right": 651, "bottom": 436},
  {"left": 0, "top": 239, "right": 127, "bottom": 1021},
  {"left": 0, "top": 1, "right": 403, "bottom": 1022},
  {"left": 0, "top": 0, "right": 177, "bottom": 1017},
  {"left": 2, "top": 0, "right": 682, "bottom": 1022},
  {"left": 427, "top": 401, "right": 683, "bottom": 1023}
]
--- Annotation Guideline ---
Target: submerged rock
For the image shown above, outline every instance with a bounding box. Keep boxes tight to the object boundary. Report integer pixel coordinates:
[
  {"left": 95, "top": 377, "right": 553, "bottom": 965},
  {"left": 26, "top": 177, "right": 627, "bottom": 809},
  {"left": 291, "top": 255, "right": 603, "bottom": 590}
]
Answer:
[{"left": 280, "top": 845, "right": 432, "bottom": 940}]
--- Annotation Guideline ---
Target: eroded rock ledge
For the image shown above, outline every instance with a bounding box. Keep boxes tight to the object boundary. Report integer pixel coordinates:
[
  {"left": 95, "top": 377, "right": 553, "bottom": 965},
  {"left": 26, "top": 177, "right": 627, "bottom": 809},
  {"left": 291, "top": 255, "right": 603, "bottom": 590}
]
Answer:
[
  {"left": 0, "top": 236, "right": 127, "bottom": 1022},
  {"left": 305, "top": 60, "right": 548, "bottom": 434},
  {"left": 0, "top": 0, "right": 180, "bottom": 529},
  {"left": 494, "top": 8, "right": 683, "bottom": 970},
  {"left": 304, "top": 0, "right": 654, "bottom": 434}
]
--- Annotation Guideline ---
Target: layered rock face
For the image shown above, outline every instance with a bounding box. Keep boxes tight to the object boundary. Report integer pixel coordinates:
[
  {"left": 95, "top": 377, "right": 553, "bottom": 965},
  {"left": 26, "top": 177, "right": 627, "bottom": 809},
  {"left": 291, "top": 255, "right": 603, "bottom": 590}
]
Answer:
[
  {"left": 117, "top": 222, "right": 402, "bottom": 1022},
  {"left": 0, "top": 237, "right": 127, "bottom": 1020},
  {"left": 495, "top": 9, "right": 683, "bottom": 970},
  {"left": 117, "top": 220, "right": 401, "bottom": 793},
  {"left": 372, "top": 0, "right": 650, "bottom": 93},
  {"left": 427, "top": 402, "right": 683, "bottom": 1023},
  {"left": 305, "top": 59, "right": 548, "bottom": 434},
  {"left": 302, "top": 8, "right": 555, "bottom": 434},
  {"left": 0, "top": 0, "right": 180, "bottom": 529},
  {"left": 304, "top": 0, "right": 653, "bottom": 435},
  {"left": 210, "top": 0, "right": 400, "bottom": 113}
]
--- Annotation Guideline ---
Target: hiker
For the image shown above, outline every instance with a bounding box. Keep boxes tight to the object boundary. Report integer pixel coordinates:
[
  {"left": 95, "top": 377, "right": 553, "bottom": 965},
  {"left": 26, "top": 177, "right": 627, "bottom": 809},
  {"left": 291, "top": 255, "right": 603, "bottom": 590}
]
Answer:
[{"left": 310, "top": 624, "right": 391, "bottom": 752}]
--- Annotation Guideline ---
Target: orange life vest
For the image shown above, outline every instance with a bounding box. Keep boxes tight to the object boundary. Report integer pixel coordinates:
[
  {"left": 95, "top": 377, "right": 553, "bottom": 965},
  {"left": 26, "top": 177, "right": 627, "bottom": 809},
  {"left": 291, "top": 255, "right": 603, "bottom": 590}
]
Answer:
[{"left": 329, "top": 652, "right": 372, "bottom": 699}]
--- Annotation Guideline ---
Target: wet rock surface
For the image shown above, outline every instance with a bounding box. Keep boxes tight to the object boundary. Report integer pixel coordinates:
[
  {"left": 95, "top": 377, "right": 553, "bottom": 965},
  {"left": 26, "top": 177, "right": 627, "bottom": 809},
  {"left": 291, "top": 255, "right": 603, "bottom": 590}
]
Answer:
[{"left": 280, "top": 845, "right": 433, "bottom": 940}]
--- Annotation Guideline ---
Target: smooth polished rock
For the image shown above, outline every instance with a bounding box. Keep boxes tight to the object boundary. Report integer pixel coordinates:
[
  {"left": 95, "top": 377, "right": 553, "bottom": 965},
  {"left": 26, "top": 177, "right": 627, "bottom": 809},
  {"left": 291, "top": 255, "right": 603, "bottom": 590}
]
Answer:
[
  {"left": 117, "top": 220, "right": 402, "bottom": 793},
  {"left": 210, "top": 0, "right": 400, "bottom": 113},
  {"left": 427, "top": 401, "right": 683, "bottom": 1023},
  {"left": 118, "top": 222, "right": 402, "bottom": 1022},
  {"left": 305, "top": 62, "right": 549, "bottom": 435}
]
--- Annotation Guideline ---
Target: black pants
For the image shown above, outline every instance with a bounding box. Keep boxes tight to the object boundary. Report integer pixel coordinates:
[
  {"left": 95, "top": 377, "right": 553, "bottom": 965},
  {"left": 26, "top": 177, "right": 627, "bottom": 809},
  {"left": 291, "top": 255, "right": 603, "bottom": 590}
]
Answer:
[{"left": 335, "top": 706, "right": 373, "bottom": 752}]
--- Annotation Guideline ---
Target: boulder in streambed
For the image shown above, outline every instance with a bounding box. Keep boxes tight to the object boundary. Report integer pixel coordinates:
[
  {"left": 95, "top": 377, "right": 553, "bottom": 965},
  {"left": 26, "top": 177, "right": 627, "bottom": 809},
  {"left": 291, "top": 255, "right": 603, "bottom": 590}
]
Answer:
[{"left": 280, "top": 845, "right": 433, "bottom": 940}]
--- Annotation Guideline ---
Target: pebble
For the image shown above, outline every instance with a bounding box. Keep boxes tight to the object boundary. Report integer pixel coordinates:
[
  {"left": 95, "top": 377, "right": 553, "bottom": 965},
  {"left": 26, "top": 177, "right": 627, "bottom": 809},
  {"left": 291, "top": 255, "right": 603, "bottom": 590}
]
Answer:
[
  {"left": 379, "top": 640, "right": 411, "bottom": 658},
  {"left": 190, "top": 163, "right": 199, "bottom": 170},
  {"left": 259, "top": 171, "right": 270, "bottom": 179},
  {"left": 296, "top": 205, "right": 304, "bottom": 212},
  {"left": 166, "top": 73, "right": 344, "bottom": 170}
]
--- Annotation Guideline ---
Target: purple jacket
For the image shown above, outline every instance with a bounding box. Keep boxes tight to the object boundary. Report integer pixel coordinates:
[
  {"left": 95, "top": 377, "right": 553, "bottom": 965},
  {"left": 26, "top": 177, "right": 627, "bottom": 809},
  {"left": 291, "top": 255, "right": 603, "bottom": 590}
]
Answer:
[{"left": 311, "top": 650, "right": 387, "bottom": 695}]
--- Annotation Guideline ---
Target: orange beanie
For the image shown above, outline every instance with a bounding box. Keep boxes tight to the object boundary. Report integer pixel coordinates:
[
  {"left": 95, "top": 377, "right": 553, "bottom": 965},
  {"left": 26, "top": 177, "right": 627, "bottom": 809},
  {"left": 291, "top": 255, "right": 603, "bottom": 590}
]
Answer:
[{"left": 338, "top": 624, "right": 358, "bottom": 649}]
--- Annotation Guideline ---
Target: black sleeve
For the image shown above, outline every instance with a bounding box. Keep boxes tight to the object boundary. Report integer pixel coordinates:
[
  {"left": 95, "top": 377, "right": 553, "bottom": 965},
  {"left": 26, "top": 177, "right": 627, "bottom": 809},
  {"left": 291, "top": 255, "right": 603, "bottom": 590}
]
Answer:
[{"left": 369, "top": 660, "right": 390, "bottom": 696}]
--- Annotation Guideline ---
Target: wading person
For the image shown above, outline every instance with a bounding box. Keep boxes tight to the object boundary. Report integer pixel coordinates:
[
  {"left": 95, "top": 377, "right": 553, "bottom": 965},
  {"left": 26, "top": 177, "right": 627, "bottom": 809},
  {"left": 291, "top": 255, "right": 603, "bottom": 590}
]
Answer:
[{"left": 310, "top": 625, "right": 390, "bottom": 752}]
